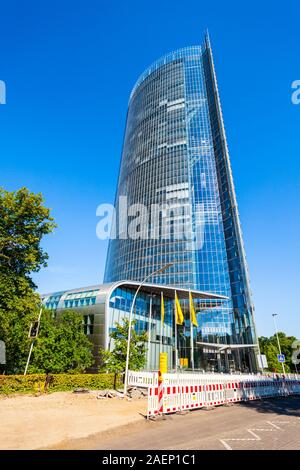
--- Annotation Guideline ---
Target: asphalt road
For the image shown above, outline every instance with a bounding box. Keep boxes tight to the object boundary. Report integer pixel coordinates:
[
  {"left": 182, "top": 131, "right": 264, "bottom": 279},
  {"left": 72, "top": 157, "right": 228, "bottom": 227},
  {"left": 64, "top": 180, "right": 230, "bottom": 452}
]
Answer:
[{"left": 62, "top": 396, "right": 300, "bottom": 450}]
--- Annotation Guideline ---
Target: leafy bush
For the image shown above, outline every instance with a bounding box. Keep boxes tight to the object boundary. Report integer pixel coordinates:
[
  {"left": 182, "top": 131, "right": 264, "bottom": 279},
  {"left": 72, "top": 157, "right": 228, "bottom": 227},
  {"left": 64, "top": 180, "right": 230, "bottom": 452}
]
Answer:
[
  {"left": 0, "top": 373, "right": 122, "bottom": 395},
  {"left": 0, "top": 374, "right": 45, "bottom": 394},
  {"left": 29, "top": 309, "right": 94, "bottom": 373}
]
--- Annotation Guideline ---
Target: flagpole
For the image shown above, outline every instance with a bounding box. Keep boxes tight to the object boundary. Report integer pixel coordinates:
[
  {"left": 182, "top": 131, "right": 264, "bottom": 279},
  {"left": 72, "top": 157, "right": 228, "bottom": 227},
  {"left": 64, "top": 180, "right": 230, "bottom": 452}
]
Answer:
[
  {"left": 189, "top": 289, "right": 195, "bottom": 371},
  {"left": 174, "top": 291, "right": 178, "bottom": 372},
  {"left": 160, "top": 292, "right": 163, "bottom": 355},
  {"left": 147, "top": 296, "right": 153, "bottom": 370}
]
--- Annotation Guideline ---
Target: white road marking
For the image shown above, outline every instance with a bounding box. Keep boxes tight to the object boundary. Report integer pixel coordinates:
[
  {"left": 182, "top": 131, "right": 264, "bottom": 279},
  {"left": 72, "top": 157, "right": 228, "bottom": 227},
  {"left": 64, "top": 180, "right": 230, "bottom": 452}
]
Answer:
[
  {"left": 266, "top": 421, "right": 281, "bottom": 430},
  {"left": 219, "top": 421, "right": 287, "bottom": 450},
  {"left": 246, "top": 429, "right": 262, "bottom": 440},
  {"left": 219, "top": 439, "right": 232, "bottom": 450},
  {"left": 250, "top": 428, "right": 276, "bottom": 431}
]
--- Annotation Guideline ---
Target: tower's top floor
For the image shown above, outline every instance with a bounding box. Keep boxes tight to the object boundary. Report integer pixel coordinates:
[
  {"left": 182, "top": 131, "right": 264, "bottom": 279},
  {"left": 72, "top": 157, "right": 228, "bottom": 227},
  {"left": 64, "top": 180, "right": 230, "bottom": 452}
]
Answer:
[{"left": 130, "top": 43, "right": 209, "bottom": 102}]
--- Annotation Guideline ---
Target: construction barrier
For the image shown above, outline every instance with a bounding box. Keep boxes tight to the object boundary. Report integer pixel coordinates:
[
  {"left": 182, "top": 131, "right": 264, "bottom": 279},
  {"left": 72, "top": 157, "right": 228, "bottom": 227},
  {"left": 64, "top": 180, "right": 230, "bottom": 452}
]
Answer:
[
  {"left": 142, "top": 372, "right": 300, "bottom": 417},
  {"left": 127, "top": 370, "right": 158, "bottom": 388}
]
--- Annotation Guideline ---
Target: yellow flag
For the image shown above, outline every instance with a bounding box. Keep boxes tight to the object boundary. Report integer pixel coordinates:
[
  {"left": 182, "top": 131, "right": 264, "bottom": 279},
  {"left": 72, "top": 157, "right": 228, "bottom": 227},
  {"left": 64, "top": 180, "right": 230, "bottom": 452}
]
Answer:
[
  {"left": 189, "top": 291, "right": 198, "bottom": 327},
  {"left": 161, "top": 292, "right": 164, "bottom": 324},
  {"left": 175, "top": 291, "right": 184, "bottom": 325}
]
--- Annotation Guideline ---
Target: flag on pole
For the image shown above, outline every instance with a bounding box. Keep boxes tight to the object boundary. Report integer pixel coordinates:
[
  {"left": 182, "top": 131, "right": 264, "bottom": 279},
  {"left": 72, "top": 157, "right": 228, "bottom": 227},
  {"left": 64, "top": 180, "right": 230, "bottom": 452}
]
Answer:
[
  {"left": 175, "top": 291, "right": 184, "bottom": 325},
  {"left": 189, "top": 291, "right": 198, "bottom": 327},
  {"left": 161, "top": 292, "right": 164, "bottom": 325}
]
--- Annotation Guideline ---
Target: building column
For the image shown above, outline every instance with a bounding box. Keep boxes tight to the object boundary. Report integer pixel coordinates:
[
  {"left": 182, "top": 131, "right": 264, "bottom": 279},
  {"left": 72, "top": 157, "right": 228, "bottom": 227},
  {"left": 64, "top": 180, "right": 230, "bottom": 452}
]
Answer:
[
  {"left": 216, "top": 351, "right": 221, "bottom": 372},
  {"left": 225, "top": 349, "right": 230, "bottom": 372}
]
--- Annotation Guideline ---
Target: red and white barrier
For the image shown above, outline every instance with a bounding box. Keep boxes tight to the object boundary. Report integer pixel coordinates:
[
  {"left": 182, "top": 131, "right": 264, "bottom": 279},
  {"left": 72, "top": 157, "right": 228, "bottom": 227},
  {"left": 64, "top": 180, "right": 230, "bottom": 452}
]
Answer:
[
  {"left": 145, "top": 372, "right": 300, "bottom": 417},
  {"left": 148, "top": 386, "right": 159, "bottom": 416},
  {"left": 128, "top": 370, "right": 158, "bottom": 388}
]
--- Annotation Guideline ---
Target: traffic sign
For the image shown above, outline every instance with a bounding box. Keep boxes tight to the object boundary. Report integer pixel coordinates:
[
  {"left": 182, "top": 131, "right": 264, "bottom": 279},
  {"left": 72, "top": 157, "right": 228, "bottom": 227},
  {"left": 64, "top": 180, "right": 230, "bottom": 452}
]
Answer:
[{"left": 277, "top": 354, "right": 285, "bottom": 363}]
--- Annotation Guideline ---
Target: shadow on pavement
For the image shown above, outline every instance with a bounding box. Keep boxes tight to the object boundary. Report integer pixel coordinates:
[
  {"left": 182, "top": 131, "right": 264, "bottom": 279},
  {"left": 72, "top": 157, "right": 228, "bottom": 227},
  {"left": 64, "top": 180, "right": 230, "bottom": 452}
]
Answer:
[{"left": 238, "top": 396, "right": 300, "bottom": 417}]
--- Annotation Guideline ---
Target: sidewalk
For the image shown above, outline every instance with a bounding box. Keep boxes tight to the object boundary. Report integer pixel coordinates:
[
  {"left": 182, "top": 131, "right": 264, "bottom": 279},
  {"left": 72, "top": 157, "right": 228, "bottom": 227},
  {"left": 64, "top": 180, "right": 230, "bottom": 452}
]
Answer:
[{"left": 0, "top": 391, "right": 146, "bottom": 450}]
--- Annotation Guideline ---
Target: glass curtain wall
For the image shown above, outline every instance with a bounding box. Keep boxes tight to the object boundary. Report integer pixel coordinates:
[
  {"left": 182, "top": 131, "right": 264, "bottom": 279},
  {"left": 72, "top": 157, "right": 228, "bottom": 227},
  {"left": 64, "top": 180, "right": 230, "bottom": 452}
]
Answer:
[{"left": 104, "top": 37, "right": 258, "bottom": 372}]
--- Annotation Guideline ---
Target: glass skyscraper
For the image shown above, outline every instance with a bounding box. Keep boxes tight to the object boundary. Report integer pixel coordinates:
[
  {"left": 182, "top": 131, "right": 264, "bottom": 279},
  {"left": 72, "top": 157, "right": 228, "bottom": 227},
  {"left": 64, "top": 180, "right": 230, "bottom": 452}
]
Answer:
[{"left": 104, "top": 35, "right": 258, "bottom": 372}]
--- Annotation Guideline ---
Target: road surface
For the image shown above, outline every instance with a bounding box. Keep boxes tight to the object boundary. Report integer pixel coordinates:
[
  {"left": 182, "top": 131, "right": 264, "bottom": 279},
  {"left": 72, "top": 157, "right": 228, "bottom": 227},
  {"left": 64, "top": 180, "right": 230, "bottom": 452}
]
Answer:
[{"left": 56, "top": 396, "right": 300, "bottom": 450}]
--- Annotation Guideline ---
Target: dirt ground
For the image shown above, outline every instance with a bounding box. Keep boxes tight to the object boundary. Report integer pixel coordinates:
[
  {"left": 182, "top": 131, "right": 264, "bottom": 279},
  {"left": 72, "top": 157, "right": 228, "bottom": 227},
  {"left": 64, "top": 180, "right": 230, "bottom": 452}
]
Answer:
[{"left": 0, "top": 391, "right": 147, "bottom": 450}]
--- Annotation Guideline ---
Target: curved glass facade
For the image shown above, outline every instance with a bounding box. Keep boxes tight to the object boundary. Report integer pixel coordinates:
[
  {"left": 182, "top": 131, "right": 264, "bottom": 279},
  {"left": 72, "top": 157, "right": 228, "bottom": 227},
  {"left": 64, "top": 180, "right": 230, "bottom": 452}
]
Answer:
[
  {"left": 42, "top": 282, "right": 226, "bottom": 372},
  {"left": 104, "top": 36, "right": 258, "bottom": 371}
]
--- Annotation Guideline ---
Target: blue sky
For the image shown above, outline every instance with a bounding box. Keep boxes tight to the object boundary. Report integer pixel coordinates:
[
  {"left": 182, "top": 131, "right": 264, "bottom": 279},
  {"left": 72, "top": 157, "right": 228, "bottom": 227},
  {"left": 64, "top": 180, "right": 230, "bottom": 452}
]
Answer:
[{"left": 0, "top": 0, "right": 299, "bottom": 338}]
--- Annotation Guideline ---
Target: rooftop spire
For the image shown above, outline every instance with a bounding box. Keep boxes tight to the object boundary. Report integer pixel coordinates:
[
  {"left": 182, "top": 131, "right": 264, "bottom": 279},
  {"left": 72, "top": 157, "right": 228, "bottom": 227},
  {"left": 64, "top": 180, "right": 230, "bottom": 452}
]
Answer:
[{"left": 204, "top": 29, "right": 211, "bottom": 50}]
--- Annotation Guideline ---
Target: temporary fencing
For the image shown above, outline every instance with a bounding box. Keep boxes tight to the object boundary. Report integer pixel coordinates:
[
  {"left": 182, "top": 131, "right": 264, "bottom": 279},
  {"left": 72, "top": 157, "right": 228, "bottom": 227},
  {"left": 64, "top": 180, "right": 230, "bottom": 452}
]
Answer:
[
  {"left": 127, "top": 370, "right": 158, "bottom": 388},
  {"left": 136, "top": 372, "right": 300, "bottom": 417}
]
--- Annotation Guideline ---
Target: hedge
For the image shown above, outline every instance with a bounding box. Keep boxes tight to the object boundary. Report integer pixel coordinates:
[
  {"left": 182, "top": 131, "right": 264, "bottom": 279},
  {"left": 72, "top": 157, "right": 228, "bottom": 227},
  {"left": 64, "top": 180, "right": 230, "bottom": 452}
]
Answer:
[{"left": 0, "top": 373, "right": 122, "bottom": 395}]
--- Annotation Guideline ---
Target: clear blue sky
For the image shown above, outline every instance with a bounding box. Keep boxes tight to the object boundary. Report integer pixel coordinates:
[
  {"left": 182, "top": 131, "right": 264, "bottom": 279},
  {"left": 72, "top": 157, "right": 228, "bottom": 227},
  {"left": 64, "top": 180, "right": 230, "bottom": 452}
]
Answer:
[{"left": 0, "top": 0, "right": 299, "bottom": 338}]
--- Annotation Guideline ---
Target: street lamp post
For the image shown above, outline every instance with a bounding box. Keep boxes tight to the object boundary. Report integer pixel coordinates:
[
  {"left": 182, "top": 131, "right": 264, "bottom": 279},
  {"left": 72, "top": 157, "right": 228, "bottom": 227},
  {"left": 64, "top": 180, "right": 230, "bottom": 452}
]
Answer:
[
  {"left": 123, "top": 263, "right": 173, "bottom": 396},
  {"left": 272, "top": 313, "right": 286, "bottom": 375}
]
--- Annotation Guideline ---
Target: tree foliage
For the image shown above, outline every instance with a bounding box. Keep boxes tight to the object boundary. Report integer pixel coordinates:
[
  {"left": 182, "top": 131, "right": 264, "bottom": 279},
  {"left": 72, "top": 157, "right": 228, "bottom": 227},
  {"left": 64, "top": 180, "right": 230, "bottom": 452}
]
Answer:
[
  {"left": 29, "top": 309, "right": 94, "bottom": 374},
  {"left": 0, "top": 187, "right": 56, "bottom": 372},
  {"left": 0, "top": 272, "right": 40, "bottom": 372},
  {"left": 259, "top": 332, "right": 299, "bottom": 373},
  {"left": 99, "top": 318, "right": 148, "bottom": 381},
  {"left": 0, "top": 187, "right": 56, "bottom": 284}
]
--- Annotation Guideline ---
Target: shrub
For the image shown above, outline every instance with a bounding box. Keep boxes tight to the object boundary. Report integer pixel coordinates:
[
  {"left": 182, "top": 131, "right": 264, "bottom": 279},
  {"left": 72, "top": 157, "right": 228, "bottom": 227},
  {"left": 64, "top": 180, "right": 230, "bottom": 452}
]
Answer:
[{"left": 0, "top": 373, "right": 122, "bottom": 395}]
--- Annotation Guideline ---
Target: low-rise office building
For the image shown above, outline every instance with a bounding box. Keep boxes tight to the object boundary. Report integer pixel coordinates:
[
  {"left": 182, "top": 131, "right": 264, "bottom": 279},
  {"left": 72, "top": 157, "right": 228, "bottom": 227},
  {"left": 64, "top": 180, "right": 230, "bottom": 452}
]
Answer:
[{"left": 42, "top": 281, "right": 257, "bottom": 373}]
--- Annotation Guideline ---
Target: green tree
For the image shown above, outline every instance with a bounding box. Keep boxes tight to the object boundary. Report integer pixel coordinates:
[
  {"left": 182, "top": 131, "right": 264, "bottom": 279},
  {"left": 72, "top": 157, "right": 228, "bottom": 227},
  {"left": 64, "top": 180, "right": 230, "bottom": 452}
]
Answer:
[
  {"left": 99, "top": 318, "right": 148, "bottom": 388},
  {"left": 29, "top": 309, "right": 94, "bottom": 373},
  {"left": 0, "top": 272, "right": 40, "bottom": 373},
  {"left": 259, "top": 332, "right": 298, "bottom": 373},
  {"left": 0, "top": 187, "right": 56, "bottom": 284},
  {"left": 0, "top": 187, "right": 56, "bottom": 372}
]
